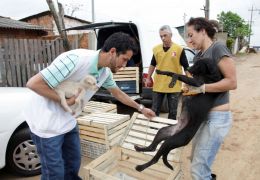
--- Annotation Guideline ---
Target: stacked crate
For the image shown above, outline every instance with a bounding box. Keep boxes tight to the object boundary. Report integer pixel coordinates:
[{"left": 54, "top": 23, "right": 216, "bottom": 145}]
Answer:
[
  {"left": 77, "top": 112, "right": 130, "bottom": 158},
  {"left": 80, "top": 101, "right": 117, "bottom": 116},
  {"left": 113, "top": 67, "right": 139, "bottom": 93}
]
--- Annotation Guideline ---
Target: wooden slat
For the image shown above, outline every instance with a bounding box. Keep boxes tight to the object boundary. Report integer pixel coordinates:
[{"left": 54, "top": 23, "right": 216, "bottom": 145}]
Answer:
[
  {"left": 107, "top": 127, "right": 123, "bottom": 141},
  {"left": 85, "top": 146, "right": 119, "bottom": 168},
  {"left": 33, "top": 39, "right": 40, "bottom": 73},
  {"left": 121, "top": 154, "right": 172, "bottom": 174},
  {"left": 37, "top": 39, "right": 43, "bottom": 70},
  {"left": 109, "top": 135, "right": 123, "bottom": 147},
  {"left": 113, "top": 78, "right": 137, "bottom": 81},
  {"left": 50, "top": 40, "right": 56, "bottom": 61},
  {"left": 108, "top": 120, "right": 129, "bottom": 135},
  {"left": 117, "top": 166, "right": 161, "bottom": 180},
  {"left": 9, "top": 39, "right": 16, "bottom": 86},
  {"left": 112, "top": 67, "right": 139, "bottom": 93},
  {"left": 80, "top": 134, "right": 106, "bottom": 144},
  {"left": 95, "top": 155, "right": 118, "bottom": 171},
  {"left": 0, "top": 40, "right": 7, "bottom": 86},
  {"left": 78, "top": 125, "right": 104, "bottom": 134},
  {"left": 89, "top": 169, "right": 119, "bottom": 180},
  {"left": 14, "top": 39, "right": 21, "bottom": 87},
  {"left": 46, "top": 40, "right": 52, "bottom": 65},
  {"left": 55, "top": 39, "right": 59, "bottom": 57},
  {"left": 131, "top": 124, "right": 158, "bottom": 135},
  {"left": 77, "top": 113, "right": 129, "bottom": 129},
  {"left": 83, "top": 101, "right": 117, "bottom": 113},
  {"left": 138, "top": 114, "right": 178, "bottom": 125},
  {"left": 28, "top": 39, "right": 35, "bottom": 77},
  {"left": 79, "top": 129, "right": 105, "bottom": 139},
  {"left": 117, "top": 160, "right": 167, "bottom": 180},
  {"left": 122, "top": 147, "right": 180, "bottom": 166},
  {"left": 42, "top": 40, "right": 48, "bottom": 68},
  {"left": 23, "top": 39, "right": 31, "bottom": 85},
  {"left": 134, "top": 119, "right": 169, "bottom": 129},
  {"left": 122, "top": 142, "right": 178, "bottom": 162}
]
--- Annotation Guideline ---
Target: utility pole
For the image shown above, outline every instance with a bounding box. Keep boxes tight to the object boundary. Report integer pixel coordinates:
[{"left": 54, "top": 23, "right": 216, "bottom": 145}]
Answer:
[
  {"left": 248, "top": 5, "right": 260, "bottom": 46},
  {"left": 205, "top": 0, "right": 210, "bottom": 19},
  {"left": 201, "top": 0, "right": 210, "bottom": 19},
  {"left": 91, "top": 0, "right": 95, "bottom": 23}
]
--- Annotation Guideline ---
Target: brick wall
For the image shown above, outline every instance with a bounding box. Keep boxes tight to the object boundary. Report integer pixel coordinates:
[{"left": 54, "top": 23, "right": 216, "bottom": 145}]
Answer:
[{"left": 0, "top": 29, "right": 46, "bottom": 39}]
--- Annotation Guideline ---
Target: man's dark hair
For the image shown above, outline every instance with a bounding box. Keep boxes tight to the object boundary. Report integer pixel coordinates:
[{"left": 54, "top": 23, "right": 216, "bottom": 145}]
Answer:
[
  {"left": 187, "top": 17, "right": 217, "bottom": 40},
  {"left": 101, "top": 32, "right": 138, "bottom": 55}
]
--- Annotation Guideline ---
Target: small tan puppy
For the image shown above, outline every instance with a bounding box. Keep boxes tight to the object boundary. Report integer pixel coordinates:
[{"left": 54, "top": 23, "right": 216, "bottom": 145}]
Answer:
[{"left": 55, "top": 75, "right": 98, "bottom": 116}]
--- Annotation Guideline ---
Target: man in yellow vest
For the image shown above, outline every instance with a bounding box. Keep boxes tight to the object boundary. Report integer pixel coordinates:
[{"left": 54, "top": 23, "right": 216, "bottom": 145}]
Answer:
[{"left": 145, "top": 25, "right": 189, "bottom": 119}]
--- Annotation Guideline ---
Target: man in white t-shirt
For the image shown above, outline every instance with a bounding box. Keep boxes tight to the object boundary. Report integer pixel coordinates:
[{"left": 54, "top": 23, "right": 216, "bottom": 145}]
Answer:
[{"left": 24, "top": 32, "right": 155, "bottom": 180}]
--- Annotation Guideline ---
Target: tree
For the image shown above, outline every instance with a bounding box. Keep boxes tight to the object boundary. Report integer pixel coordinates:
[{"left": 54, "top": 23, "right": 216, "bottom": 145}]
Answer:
[
  {"left": 217, "top": 11, "right": 250, "bottom": 49},
  {"left": 46, "top": 0, "right": 71, "bottom": 51},
  {"left": 64, "top": 3, "right": 83, "bottom": 17}
]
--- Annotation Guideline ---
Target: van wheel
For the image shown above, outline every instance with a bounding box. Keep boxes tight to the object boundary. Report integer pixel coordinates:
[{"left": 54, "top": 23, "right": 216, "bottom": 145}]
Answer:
[
  {"left": 160, "top": 96, "right": 169, "bottom": 113},
  {"left": 5, "top": 128, "right": 41, "bottom": 176}
]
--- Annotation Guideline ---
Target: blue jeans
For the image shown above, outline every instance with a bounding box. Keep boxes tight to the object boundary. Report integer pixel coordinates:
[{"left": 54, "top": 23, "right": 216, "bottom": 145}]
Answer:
[
  {"left": 191, "top": 111, "right": 232, "bottom": 180},
  {"left": 152, "top": 92, "right": 180, "bottom": 119},
  {"left": 30, "top": 125, "right": 82, "bottom": 180}
]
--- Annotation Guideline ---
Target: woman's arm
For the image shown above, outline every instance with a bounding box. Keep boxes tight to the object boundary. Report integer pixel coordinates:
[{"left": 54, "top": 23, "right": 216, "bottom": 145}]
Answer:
[{"left": 205, "top": 56, "right": 237, "bottom": 92}]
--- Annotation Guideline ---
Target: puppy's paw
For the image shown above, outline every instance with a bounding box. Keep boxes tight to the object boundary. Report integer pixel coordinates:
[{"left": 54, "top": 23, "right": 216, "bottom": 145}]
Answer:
[
  {"left": 134, "top": 145, "right": 144, "bottom": 152},
  {"left": 75, "top": 98, "right": 80, "bottom": 105}
]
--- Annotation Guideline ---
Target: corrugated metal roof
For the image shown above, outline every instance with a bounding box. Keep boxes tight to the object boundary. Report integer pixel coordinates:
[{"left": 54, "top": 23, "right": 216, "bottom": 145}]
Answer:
[{"left": 0, "top": 16, "right": 48, "bottom": 31}]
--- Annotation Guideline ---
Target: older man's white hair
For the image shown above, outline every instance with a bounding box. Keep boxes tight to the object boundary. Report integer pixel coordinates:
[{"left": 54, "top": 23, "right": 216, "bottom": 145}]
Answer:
[{"left": 159, "top": 25, "right": 172, "bottom": 34}]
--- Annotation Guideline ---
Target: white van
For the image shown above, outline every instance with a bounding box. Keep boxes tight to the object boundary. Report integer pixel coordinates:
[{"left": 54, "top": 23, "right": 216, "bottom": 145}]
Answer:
[{"left": 65, "top": 21, "right": 195, "bottom": 112}]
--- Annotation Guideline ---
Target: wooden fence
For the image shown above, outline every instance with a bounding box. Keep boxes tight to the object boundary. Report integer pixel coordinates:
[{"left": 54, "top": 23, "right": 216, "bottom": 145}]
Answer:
[{"left": 0, "top": 38, "right": 79, "bottom": 87}]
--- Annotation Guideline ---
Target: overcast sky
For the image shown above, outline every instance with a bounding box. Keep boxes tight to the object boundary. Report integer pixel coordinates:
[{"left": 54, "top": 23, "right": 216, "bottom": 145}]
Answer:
[{"left": 0, "top": 0, "right": 259, "bottom": 46}]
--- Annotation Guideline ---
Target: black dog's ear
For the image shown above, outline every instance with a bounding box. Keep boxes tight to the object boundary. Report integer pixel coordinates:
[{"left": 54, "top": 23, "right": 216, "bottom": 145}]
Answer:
[
  {"left": 188, "top": 60, "right": 205, "bottom": 75},
  {"left": 201, "top": 58, "right": 216, "bottom": 74},
  {"left": 189, "top": 58, "right": 215, "bottom": 75}
]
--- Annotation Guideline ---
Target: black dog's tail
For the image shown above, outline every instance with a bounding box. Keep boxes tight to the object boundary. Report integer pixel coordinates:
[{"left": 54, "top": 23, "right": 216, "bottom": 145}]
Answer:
[{"left": 162, "top": 151, "right": 173, "bottom": 170}]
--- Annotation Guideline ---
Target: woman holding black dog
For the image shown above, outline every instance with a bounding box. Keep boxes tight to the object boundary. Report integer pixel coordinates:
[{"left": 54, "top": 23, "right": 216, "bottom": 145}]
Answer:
[{"left": 186, "top": 17, "right": 237, "bottom": 180}]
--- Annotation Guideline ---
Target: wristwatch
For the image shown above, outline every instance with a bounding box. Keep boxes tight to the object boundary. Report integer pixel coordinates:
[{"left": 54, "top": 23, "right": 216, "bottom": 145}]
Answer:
[{"left": 138, "top": 104, "right": 145, "bottom": 112}]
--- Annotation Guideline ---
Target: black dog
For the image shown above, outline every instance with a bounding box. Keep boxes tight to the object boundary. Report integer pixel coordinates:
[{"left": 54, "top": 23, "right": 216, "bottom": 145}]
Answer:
[{"left": 134, "top": 58, "right": 223, "bottom": 171}]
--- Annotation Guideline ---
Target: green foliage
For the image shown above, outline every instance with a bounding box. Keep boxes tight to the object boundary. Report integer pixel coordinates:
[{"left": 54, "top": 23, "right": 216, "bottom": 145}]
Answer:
[
  {"left": 226, "top": 37, "right": 234, "bottom": 51},
  {"left": 217, "top": 11, "right": 250, "bottom": 39}
]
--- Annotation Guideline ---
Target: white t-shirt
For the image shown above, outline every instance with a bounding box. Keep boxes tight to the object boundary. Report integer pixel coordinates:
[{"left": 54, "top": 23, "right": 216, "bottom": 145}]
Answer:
[{"left": 23, "top": 49, "right": 116, "bottom": 138}]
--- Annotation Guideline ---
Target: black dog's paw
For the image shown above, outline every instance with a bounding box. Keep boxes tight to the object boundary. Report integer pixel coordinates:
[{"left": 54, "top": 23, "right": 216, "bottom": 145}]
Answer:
[
  {"left": 135, "top": 165, "right": 146, "bottom": 172},
  {"left": 168, "top": 165, "right": 174, "bottom": 170},
  {"left": 134, "top": 145, "right": 144, "bottom": 152}
]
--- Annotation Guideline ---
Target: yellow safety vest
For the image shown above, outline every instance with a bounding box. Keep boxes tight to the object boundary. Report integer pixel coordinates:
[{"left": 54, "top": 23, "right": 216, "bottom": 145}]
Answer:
[{"left": 153, "top": 43, "right": 183, "bottom": 93}]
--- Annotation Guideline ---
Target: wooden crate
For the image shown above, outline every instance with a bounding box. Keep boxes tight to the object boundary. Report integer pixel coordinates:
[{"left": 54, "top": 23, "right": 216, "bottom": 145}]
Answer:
[
  {"left": 77, "top": 113, "right": 130, "bottom": 158},
  {"left": 113, "top": 67, "right": 139, "bottom": 93},
  {"left": 83, "top": 113, "right": 182, "bottom": 180},
  {"left": 82, "top": 101, "right": 117, "bottom": 114},
  {"left": 79, "top": 101, "right": 117, "bottom": 117}
]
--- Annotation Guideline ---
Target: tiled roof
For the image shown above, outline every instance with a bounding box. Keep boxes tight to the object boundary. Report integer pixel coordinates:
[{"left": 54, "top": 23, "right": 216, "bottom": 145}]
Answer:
[{"left": 0, "top": 16, "right": 48, "bottom": 31}]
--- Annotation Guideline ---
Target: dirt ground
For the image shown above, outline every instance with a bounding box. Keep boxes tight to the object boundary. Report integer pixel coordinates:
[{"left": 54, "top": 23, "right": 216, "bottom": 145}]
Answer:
[{"left": 181, "top": 52, "right": 260, "bottom": 180}]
